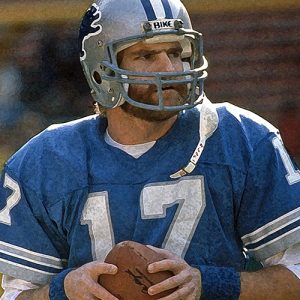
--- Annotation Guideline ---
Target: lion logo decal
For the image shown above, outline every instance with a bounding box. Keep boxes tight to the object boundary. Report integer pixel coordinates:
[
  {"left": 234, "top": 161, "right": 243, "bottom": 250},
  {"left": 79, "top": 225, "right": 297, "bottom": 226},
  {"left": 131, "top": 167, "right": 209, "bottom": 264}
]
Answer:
[{"left": 79, "top": 3, "right": 102, "bottom": 61}]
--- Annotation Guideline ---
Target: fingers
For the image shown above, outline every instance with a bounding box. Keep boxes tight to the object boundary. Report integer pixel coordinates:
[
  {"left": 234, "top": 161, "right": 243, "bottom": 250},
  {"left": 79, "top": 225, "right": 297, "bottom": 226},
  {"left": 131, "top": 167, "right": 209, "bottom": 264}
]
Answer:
[
  {"left": 89, "top": 280, "right": 119, "bottom": 300},
  {"left": 64, "top": 261, "right": 119, "bottom": 300},
  {"left": 150, "top": 281, "right": 198, "bottom": 300},
  {"left": 84, "top": 261, "right": 118, "bottom": 279},
  {"left": 155, "top": 284, "right": 194, "bottom": 300},
  {"left": 146, "top": 250, "right": 201, "bottom": 300},
  {"left": 148, "top": 271, "right": 189, "bottom": 294},
  {"left": 65, "top": 279, "right": 119, "bottom": 300},
  {"left": 148, "top": 258, "right": 187, "bottom": 274},
  {"left": 74, "top": 278, "right": 119, "bottom": 300}
]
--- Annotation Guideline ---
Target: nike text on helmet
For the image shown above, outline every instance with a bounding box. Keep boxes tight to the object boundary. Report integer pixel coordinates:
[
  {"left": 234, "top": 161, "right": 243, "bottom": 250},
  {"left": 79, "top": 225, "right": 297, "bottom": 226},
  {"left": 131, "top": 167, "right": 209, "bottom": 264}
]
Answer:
[{"left": 79, "top": 0, "right": 208, "bottom": 111}]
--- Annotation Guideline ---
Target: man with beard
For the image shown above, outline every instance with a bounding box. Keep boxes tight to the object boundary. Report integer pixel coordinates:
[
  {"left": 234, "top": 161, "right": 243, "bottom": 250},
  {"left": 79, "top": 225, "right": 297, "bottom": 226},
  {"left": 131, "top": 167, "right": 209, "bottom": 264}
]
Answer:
[{"left": 0, "top": 1, "right": 300, "bottom": 299}]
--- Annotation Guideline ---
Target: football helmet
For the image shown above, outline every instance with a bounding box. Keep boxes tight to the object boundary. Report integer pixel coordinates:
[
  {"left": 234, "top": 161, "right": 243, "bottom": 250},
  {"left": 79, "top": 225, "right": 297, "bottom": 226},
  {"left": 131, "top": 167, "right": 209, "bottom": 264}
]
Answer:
[{"left": 79, "top": 0, "right": 208, "bottom": 111}]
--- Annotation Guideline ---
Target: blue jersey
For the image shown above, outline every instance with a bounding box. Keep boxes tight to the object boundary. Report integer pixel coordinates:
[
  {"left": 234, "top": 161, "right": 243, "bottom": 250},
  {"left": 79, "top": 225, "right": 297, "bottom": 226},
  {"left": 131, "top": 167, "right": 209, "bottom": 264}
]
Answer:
[{"left": 0, "top": 99, "right": 299, "bottom": 285}]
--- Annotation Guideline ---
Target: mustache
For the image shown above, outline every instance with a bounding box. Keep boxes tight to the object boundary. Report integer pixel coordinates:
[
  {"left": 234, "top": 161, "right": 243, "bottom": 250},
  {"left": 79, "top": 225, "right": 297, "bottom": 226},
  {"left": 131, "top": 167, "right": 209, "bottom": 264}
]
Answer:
[
  {"left": 146, "top": 83, "right": 188, "bottom": 94},
  {"left": 127, "top": 80, "right": 189, "bottom": 106}
]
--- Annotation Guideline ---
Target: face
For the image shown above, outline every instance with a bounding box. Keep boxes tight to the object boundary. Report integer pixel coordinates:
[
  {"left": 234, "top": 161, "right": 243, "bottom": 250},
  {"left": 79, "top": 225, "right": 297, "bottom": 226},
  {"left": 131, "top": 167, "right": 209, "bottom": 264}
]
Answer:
[{"left": 118, "top": 41, "right": 188, "bottom": 122}]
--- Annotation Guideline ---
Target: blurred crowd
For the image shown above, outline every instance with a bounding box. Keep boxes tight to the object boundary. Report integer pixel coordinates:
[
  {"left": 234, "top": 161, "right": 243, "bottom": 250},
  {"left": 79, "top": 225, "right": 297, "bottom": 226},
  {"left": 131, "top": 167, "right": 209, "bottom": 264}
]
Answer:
[
  {"left": 0, "top": 24, "right": 93, "bottom": 165},
  {"left": 0, "top": 22, "right": 300, "bottom": 167}
]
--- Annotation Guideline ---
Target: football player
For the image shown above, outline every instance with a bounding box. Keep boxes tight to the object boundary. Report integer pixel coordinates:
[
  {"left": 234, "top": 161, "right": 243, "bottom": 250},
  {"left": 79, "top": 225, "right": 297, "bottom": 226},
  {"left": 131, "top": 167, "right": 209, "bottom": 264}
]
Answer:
[{"left": 0, "top": 0, "right": 300, "bottom": 299}]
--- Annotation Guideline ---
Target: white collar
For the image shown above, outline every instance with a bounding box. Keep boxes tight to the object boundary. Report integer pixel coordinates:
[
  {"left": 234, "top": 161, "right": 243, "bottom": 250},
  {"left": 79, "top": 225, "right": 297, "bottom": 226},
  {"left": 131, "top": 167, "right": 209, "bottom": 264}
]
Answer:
[{"left": 104, "top": 130, "right": 156, "bottom": 158}]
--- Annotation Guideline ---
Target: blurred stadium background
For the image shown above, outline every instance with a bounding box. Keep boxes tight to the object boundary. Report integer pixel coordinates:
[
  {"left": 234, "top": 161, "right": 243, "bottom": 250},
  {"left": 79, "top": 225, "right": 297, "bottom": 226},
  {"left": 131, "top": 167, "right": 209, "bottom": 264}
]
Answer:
[{"left": 0, "top": 0, "right": 299, "bottom": 294}]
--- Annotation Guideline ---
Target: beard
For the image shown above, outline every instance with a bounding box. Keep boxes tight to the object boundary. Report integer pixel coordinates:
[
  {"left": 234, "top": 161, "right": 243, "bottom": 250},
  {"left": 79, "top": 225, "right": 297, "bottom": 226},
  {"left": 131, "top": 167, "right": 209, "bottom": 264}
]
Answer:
[{"left": 121, "top": 83, "right": 188, "bottom": 122}]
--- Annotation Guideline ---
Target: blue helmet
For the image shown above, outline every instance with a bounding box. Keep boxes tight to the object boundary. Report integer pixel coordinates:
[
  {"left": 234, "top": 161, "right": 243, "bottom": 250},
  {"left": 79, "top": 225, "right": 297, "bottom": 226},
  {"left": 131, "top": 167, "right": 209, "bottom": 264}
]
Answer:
[{"left": 79, "top": 0, "right": 208, "bottom": 111}]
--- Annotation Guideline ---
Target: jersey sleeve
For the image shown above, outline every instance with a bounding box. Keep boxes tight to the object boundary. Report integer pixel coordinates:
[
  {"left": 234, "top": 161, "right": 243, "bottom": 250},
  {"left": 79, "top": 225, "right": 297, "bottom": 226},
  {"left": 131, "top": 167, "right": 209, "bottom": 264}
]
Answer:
[
  {"left": 236, "top": 132, "right": 300, "bottom": 262},
  {"left": 0, "top": 168, "right": 68, "bottom": 285}
]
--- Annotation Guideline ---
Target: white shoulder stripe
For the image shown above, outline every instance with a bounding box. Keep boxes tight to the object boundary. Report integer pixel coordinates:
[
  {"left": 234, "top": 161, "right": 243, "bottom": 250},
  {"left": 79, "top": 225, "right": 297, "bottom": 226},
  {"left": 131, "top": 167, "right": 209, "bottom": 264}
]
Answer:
[
  {"left": 0, "top": 258, "right": 57, "bottom": 275},
  {"left": 0, "top": 249, "right": 64, "bottom": 270},
  {"left": 243, "top": 215, "right": 300, "bottom": 246},
  {"left": 250, "top": 226, "right": 300, "bottom": 252},
  {"left": 242, "top": 207, "right": 300, "bottom": 246},
  {"left": 0, "top": 241, "right": 67, "bottom": 268},
  {"left": 248, "top": 226, "right": 300, "bottom": 261},
  {"left": 0, "top": 258, "right": 56, "bottom": 285}
]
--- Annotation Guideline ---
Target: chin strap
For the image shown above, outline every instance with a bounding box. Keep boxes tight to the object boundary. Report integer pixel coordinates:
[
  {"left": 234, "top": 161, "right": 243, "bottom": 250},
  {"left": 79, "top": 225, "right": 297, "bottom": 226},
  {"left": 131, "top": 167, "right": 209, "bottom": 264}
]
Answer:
[{"left": 170, "top": 97, "right": 219, "bottom": 179}]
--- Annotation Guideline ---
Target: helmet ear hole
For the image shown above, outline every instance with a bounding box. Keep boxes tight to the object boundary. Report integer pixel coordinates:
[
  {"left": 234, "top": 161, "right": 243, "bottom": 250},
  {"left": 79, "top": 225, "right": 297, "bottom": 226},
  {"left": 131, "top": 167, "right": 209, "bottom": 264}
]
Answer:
[{"left": 93, "top": 71, "right": 102, "bottom": 84}]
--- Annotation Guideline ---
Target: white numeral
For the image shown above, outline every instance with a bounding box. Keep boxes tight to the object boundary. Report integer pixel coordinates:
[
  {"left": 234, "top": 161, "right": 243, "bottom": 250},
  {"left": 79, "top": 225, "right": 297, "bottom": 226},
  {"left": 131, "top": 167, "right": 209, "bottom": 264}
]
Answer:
[
  {"left": 81, "top": 192, "right": 114, "bottom": 261},
  {"left": 272, "top": 137, "right": 300, "bottom": 185},
  {"left": 82, "top": 177, "right": 206, "bottom": 259},
  {"left": 0, "top": 174, "right": 21, "bottom": 226},
  {"left": 141, "top": 177, "right": 205, "bottom": 257}
]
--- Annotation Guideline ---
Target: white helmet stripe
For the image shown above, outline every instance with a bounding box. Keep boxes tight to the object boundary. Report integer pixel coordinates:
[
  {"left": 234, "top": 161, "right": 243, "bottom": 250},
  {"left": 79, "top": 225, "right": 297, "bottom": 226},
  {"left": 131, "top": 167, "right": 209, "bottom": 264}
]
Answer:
[
  {"left": 161, "top": 0, "right": 174, "bottom": 18},
  {"left": 140, "top": 0, "right": 158, "bottom": 20},
  {"left": 149, "top": 0, "right": 166, "bottom": 19},
  {"left": 140, "top": 0, "right": 174, "bottom": 20}
]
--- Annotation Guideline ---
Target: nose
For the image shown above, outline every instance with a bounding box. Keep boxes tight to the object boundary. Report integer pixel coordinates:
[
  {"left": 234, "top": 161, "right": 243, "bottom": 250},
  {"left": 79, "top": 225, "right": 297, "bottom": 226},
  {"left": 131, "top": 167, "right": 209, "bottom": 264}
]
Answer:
[{"left": 154, "top": 51, "right": 176, "bottom": 72}]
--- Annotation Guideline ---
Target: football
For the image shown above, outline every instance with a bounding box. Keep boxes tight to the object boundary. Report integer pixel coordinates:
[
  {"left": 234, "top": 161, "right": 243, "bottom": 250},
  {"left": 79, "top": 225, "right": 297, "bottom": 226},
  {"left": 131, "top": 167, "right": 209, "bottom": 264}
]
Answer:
[{"left": 99, "top": 241, "right": 176, "bottom": 299}]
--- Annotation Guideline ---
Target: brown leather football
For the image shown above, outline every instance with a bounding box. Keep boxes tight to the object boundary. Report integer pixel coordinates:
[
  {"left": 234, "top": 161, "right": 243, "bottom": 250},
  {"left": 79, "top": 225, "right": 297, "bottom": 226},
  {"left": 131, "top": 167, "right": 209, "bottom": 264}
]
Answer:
[{"left": 99, "top": 241, "right": 176, "bottom": 300}]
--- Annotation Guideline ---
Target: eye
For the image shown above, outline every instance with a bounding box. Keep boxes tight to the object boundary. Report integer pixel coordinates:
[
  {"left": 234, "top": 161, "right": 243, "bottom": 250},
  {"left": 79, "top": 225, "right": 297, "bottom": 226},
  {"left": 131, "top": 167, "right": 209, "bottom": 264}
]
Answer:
[
  {"left": 138, "top": 52, "right": 155, "bottom": 61},
  {"left": 174, "top": 50, "right": 182, "bottom": 57},
  {"left": 168, "top": 49, "right": 182, "bottom": 60},
  {"left": 142, "top": 53, "right": 152, "bottom": 60}
]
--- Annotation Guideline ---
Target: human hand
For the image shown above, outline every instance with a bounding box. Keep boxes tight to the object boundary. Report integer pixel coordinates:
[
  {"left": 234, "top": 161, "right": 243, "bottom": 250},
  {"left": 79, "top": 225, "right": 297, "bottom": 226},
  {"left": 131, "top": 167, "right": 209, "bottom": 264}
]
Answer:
[
  {"left": 147, "top": 246, "right": 201, "bottom": 300},
  {"left": 64, "top": 261, "right": 119, "bottom": 300}
]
